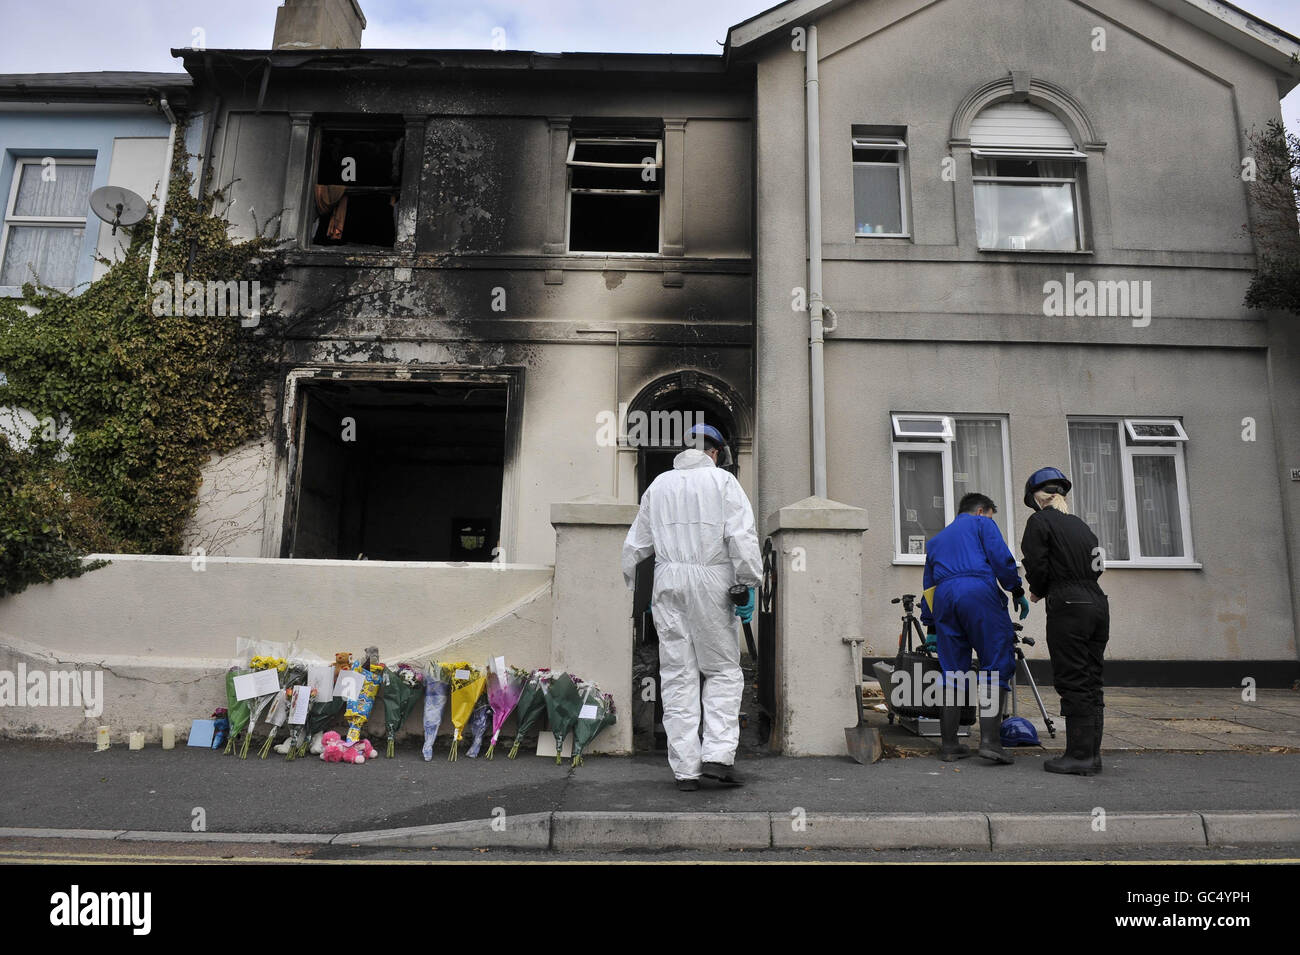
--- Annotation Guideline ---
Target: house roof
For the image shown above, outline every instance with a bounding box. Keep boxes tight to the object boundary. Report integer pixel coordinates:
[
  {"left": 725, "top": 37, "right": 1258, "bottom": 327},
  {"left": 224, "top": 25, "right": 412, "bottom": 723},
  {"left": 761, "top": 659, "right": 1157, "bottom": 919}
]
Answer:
[
  {"left": 725, "top": 0, "right": 1300, "bottom": 83},
  {"left": 0, "top": 71, "right": 191, "bottom": 106}
]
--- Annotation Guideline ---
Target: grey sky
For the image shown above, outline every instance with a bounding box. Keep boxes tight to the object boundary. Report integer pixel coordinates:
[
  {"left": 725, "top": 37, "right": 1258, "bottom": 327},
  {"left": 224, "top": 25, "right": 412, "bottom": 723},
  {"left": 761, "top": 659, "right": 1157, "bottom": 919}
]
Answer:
[{"left": 2, "top": 0, "right": 1297, "bottom": 132}]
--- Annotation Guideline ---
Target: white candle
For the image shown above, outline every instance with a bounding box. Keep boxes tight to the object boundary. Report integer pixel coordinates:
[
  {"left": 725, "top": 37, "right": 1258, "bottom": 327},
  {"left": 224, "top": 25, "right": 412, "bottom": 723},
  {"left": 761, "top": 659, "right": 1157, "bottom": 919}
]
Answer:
[
  {"left": 96, "top": 727, "right": 110, "bottom": 751},
  {"left": 129, "top": 731, "right": 145, "bottom": 750},
  {"left": 161, "top": 724, "right": 175, "bottom": 750}
]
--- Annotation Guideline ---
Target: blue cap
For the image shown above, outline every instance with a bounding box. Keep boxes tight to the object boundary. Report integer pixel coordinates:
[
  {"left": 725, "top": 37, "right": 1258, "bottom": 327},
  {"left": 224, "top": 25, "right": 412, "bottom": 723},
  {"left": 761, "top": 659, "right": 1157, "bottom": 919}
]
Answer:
[{"left": 1001, "top": 716, "right": 1041, "bottom": 747}]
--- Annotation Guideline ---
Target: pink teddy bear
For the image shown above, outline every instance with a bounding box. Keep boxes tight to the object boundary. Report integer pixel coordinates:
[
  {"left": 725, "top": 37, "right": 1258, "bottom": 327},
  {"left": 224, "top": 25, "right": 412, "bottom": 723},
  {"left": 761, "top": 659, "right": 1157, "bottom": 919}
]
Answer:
[{"left": 319, "top": 730, "right": 377, "bottom": 764}]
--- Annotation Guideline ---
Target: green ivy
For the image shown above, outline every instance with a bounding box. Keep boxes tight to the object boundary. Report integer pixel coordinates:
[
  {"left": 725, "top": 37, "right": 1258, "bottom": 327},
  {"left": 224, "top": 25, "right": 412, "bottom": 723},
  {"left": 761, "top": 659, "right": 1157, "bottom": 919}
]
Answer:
[{"left": 0, "top": 126, "right": 284, "bottom": 595}]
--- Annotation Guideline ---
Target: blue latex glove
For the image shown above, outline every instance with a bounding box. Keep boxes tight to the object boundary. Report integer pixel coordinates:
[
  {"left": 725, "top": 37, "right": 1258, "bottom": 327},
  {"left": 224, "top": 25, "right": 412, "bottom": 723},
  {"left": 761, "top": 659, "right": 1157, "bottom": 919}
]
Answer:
[
  {"left": 733, "top": 586, "right": 755, "bottom": 624},
  {"left": 1015, "top": 595, "right": 1030, "bottom": 620}
]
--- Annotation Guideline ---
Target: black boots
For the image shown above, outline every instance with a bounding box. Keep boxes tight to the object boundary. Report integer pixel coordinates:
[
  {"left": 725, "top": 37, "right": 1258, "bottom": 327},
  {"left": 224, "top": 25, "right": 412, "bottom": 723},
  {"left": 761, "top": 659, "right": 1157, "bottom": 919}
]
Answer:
[
  {"left": 938, "top": 706, "right": 971, "bottom": 762},
  {"left": 1093, "top": 706, "right": 1104, "bottom": 773},
  {"left": 1045, "top": 713, "right": 1098, "bottom": 775},
  {"left": 977, "top": 697, "right": 1013, "bottom": 765}
]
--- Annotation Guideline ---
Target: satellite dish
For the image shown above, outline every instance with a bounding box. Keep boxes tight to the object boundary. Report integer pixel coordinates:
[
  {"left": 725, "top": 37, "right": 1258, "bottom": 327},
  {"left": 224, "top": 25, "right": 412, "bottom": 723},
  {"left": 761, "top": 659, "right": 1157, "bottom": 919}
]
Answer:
[{"left": 89, "top": 185, "right": 149, "bottom": 235}]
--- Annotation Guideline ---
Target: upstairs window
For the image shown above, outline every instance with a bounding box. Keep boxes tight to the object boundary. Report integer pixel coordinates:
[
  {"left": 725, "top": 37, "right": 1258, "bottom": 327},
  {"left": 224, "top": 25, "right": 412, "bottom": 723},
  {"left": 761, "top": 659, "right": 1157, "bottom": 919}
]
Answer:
[
  {"left": 567, "top": 134, "right": 663, "bottom": 254},
  {"left": 852, "top": 132, "right": 908, "bottom": 237},
  {"left": 312, "top": 124, "right": 404, "bottom": 248},
  {"left": 970, "top": 103, "right": 1085, "bottom": 251},
  {"left": 1, "top": 157, "right": 95, "bottom": 289}
]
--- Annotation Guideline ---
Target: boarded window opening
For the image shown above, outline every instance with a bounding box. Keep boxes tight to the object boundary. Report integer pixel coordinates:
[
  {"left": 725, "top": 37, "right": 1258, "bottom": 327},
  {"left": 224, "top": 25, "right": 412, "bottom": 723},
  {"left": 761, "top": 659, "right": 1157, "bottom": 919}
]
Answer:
[{"left": 290, "top": 381, "right": 507, "bottom": 561}]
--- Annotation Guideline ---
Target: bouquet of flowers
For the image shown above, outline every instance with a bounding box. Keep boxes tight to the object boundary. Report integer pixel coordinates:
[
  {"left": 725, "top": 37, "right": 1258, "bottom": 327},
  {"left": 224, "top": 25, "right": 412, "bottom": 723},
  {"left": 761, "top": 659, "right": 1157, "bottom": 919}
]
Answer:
[
  {"left": 507, "top": 668, "right": 552, "bottom": 759},
  {"left": 422, "top": 661, "right": 454, "bottom": 761},
  {"left": 545, "top": 671, "right": 585, "bottom": 766},
  {"left": 571, "top": 681, "right": 617, "bottom": 767},
  {"left": 447, "top": 663, "right": 486, "bottom": 761},
  {"left": 382, "top": 663, "right": 424, "bottom": 757},
  {"left": 295, "top": 693, "right": 345, "bottom": 758},
  {"left": 260, "top": 662, "right": 308, "bottom": 758},
  {"left": 223, "top": 668, "right": 252, "bottom": 755},
  {"left": 241, "top": 653, "right": 288, "bottom": 758},
  {"left": 465, "top": 698, "right": 493, "bottom": 758},
  {"left": 485, "top": 664, "right": 528, "bottom": 759},
  {"left": 345, "top": 661, "right": 385, "bottom": 744}
]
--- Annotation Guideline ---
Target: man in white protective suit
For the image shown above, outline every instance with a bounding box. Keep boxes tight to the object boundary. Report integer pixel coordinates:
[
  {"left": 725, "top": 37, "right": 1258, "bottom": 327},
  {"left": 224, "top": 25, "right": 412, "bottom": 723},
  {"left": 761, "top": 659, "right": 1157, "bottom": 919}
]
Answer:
[{"left": 621, "top": 423, "right": 763, "bottom": 791}]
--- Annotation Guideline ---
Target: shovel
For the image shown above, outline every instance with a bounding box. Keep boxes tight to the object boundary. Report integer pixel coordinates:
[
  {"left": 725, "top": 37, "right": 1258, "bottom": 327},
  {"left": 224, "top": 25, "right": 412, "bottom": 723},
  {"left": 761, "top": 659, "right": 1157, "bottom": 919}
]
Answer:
[{"left": 842, "top": 638, "right": 882, "bottom": 764}]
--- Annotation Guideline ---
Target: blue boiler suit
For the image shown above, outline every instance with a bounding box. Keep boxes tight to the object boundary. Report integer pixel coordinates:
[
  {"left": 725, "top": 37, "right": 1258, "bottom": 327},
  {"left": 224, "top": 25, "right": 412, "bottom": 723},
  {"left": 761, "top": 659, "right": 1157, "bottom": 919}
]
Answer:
[{"left": 920, "top": 513, "right": 1024, "bottom": 692}]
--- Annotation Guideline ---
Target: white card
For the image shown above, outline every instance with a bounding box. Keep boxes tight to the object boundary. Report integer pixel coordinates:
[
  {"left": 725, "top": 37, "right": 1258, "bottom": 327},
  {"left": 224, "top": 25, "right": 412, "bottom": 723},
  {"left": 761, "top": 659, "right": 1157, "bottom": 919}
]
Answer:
[
  {"left": 234, "top": 668, "right": 280, "bottom": 701},
  {"left": 289, "top": 686, "right": 310, "bottom": 725},
  {"left": 579, "top": 704, "right": 599, "bottom": 720},
  {"left": 334, "top": 670, "right": 362, "bottom": 702},
  {"left": 266, "top": 690, "right": 288, "bottom": 727},
  {"left": 307, "top": 665, "right": 334, "bottom": 702},
  {"left": 455, "top": 669, "right": 471, "bottom": 681}
]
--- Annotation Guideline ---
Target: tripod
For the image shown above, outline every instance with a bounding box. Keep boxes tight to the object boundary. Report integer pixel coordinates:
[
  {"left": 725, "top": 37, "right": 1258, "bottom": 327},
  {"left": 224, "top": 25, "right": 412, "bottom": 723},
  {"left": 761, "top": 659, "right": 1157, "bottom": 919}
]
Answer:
[{"left": 1008, "top": 622, "right": 1057, "bottom": 738}]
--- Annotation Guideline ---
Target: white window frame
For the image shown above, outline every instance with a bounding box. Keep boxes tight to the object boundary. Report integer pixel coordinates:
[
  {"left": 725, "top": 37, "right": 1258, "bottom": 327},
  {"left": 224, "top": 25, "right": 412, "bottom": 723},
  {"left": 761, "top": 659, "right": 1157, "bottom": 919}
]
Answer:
[
  {"left": 852, "top": 136, "right": 909, "bottom": 238},
  {"left": 891, "top": 414, "right": 1015, "bottom": 565},
  {"left": 971, "top": 149, "right": 1086, "bottom": 252},
  {"left": 1068, "top": 416, "right": 1197, "bottom": 568},
  {"left": 0, "top": 156, "right": 95, "bottom": 292},
  {"left": 565, "top": 136, "right": 664, "bottom": 256}
]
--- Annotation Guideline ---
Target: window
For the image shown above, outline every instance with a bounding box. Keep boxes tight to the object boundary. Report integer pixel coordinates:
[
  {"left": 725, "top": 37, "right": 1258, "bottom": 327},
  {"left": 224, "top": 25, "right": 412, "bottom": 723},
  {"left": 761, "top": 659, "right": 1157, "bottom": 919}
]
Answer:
[
  {"left": 1, "top": 157, "right": 95, "bottom": 289},
  {"left": 311, "top": 124, "right": 404, "bottom": 248},
  {"left": 970, "top": 103, "right": 1085, "bottom": 251},
  {"left": 852, "top": 133, "right": 908, "bottom": 237},
  {"left": 1067, "top": 418, "right": 1194, "bottom": 565},
  {"left": 891, "top": 414, "right": 1014, "bottom": 562},
  {"left": 567, "top": 134, "right": 663, "bottom": 254}
]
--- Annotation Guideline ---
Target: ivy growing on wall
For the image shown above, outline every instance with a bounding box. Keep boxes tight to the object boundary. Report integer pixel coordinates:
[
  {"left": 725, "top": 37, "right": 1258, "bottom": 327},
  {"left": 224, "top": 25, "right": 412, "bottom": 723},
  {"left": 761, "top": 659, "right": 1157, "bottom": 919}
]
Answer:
[{"left": 0, "top": 127, "right": 284, "bottom": 596}]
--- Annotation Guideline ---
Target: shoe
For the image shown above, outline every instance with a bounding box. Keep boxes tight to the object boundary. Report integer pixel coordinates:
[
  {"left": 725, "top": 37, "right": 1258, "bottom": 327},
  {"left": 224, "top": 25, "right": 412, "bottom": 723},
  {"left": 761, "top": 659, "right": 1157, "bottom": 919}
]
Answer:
[
  {"left": 676, "top": 778, "right": 700, "bottom": 792},
  {"left": 702, "top": 761, "right": 744, "bottom": 787},
  {"left": 938, "top": 705, "right": 970, "bottom": 762},
  {"left": 1045, "top": 713, "right": 1098, "bottom": 776},
  {"left": 977, "top": 694, "right": 1013, "bottom": 765},
  {"left": 1093, "top": 706, "right": 1104, "bottom": 774}
]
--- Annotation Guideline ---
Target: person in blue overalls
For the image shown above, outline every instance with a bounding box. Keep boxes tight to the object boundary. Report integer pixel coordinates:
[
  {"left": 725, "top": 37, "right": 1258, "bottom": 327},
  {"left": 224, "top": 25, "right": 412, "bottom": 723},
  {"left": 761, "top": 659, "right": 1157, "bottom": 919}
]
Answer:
[{"left": 921, "top": 493, "right": 1030, "bottom": 764}]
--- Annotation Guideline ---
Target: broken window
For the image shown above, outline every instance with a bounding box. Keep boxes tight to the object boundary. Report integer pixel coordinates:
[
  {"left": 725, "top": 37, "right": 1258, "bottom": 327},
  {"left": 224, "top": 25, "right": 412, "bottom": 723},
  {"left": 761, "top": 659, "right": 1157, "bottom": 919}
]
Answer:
[
  {"left": 311, "top": 124, "right": 404, "bottom": 248},
  {"left": 567, "top": 134, "right": 663, "bottom": 254}
]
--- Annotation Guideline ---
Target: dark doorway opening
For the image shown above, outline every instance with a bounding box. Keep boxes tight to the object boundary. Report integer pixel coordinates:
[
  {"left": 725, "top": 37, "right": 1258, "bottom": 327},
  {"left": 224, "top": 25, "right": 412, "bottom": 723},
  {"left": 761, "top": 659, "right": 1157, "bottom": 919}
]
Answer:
[{"left": 288, "top": 380, "right": 507, "bottom": 561}]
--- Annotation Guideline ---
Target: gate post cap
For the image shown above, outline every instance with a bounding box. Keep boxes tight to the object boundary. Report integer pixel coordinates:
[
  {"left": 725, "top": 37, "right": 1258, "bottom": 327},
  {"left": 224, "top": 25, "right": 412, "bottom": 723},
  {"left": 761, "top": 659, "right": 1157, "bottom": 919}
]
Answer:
[{"left": 766, "top": 496, "right": 868, "bottom": 535}]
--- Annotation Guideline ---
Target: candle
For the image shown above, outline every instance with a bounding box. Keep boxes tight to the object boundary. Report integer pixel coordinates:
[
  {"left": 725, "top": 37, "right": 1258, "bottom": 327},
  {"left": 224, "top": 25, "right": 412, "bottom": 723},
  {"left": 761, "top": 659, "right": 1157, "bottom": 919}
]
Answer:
[
  {"left": 96, "top": 727, "right": 110, "bottom": 751},
  {"left": 161, "top": 723, "right": 175, "bottom": 750},
  {"left": 129, "top": 731, "right": 145, "bottom": 750}
]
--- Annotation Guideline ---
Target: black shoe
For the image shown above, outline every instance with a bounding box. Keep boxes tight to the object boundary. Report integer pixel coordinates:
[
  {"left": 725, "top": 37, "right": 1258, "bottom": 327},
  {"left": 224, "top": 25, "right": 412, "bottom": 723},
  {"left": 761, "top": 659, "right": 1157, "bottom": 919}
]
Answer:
[
  {"left": 676, "top": 778, "right": 700, "bottom": 791},
  {"left": 939, "top": 705, "right": 970, "bottom": 762},
  {"left": 977, "top": 695, "right": 1013, "bottom": 764},
  {"left": 1093, "top": 706, "right": 1104, "bottom": 774},
  {"left": 1045, "top": 713, "right": 1098, "bottom": 776},
  {"left": 702, "top": 761, "right": 744, "bottom": 787}
]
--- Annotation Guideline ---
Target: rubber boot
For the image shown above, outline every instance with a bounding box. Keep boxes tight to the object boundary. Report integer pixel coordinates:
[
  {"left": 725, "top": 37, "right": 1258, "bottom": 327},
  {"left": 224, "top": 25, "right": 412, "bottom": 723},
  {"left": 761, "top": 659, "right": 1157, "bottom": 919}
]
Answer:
[
  {"left": 1045, "top": 713, "right": 1098, "bottom": 775},
  {"left": 938, "top": 705, "right": 970, "bottom": 762},
  {"left": 1093, "top": 706, "right": 1104, "bottom": 773},
  {"left": 977, "top": 696, "right": 1013, "bottom": 765}
]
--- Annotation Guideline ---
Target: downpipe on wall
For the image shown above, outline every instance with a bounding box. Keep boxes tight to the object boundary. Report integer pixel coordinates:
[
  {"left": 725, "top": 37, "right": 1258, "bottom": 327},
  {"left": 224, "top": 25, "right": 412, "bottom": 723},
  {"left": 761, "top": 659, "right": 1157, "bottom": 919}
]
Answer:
[
  {"left": 806, "top": 25, "right": 828, "bottom": 499},
  {"left": 146, "top": 94, "right": 177, "bottom": 280}
]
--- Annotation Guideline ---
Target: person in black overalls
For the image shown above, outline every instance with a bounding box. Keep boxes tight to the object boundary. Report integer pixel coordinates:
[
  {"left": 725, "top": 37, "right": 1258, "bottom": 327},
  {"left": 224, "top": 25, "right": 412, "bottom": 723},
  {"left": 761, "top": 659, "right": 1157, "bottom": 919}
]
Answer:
[{"left": 1020, "top": 467, "right": 1110, "bottom": 775}]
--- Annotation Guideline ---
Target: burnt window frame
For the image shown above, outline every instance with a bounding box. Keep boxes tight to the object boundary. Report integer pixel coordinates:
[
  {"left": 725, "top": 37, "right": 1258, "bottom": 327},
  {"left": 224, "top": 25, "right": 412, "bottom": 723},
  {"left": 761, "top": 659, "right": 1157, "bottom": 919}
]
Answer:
[
  {"left": 308, "top": 119, "right": 406, "bottom": 250},
  {"left": 565, "top": 131, "right": 665, "bottom": 255}
]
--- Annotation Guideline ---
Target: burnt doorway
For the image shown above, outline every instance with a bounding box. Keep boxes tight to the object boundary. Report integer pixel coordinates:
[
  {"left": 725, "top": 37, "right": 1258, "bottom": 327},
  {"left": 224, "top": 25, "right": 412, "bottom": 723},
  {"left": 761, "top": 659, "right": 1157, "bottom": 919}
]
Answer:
[{"left": 287, "top": 380, "right": 508, "bottom": 561}]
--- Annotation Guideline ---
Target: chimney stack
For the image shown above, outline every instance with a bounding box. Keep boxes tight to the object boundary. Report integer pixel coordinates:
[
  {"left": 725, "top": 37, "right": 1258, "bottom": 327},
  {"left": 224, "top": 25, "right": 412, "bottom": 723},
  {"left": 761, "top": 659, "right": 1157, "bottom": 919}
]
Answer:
[{"left": 272, "top": 0, "right": 366, "bottom": 50}]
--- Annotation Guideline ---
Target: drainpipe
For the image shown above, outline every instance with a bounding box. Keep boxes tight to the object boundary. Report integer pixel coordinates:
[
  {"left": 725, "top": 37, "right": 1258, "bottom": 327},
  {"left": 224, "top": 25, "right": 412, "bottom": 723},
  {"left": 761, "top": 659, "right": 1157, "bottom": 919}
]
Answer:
[
  {"left": 806, "top": 25, "right": 828, "bottom": 499},
  {"left": 147, "top": 94, "right": 178, "bottom": 279}
]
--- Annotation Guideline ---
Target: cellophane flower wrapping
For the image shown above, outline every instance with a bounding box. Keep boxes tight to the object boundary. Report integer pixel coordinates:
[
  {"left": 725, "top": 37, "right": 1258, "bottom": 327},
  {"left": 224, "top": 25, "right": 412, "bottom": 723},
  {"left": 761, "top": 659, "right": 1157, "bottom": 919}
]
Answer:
[
  {"left": 465, "top": 698, "right": 493, "bottom": 758},
  {"left": 241, "top": 651, "right": 288, "bottom": 758},
  {"left": 447, "top": 663, "right": 486, "bottom": 761},
  {"left": 485, "top": 665, "right": 528, "bottom": 759},
  {"left": 345, "top": 662, "right": 384, "bottom": 744},
  {"left": 260, "top": 662, "right": 308, "bottom": 758},
  {"left": 422, "top": 661, "right": 453, "bottom": 761},
  {"left": 571, "top": 681, "right": 617, "bottom": 767},
  {"left": 383, "top": 663, "right": 424, "bottom": 757},
  {"left": 545, "top": 672, "right": 584, "bottom": 765},
  {"left": 507, "top": 668, "right": 552, "bottom": 759},
  {"left": 223, "top": 668, "right": 252, "bottom": 755}
]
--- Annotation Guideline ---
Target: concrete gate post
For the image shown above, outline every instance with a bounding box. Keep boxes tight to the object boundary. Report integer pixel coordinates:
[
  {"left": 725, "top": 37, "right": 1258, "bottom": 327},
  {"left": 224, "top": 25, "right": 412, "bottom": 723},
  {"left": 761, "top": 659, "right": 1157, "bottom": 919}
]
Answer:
[
  {"left": 766, "top": 496, "right": 870, "bottom": 756},
  {"left": 550, "top": 498, "right": 639, "bottom": 754}
]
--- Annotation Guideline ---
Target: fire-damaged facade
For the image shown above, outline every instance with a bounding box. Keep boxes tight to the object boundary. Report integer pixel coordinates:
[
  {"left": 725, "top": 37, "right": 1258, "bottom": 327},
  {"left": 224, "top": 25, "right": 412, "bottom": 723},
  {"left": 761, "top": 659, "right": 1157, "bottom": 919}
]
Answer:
[{"left": 173, "top": 46, "right": 756, "bottom": 567}]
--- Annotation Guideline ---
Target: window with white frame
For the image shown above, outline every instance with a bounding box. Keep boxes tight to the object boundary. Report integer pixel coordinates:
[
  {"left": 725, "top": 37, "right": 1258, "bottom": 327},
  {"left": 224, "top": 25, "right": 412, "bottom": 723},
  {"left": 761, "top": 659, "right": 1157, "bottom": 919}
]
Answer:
[
  {"left": 891, "top": 414, "right": 1014, "bottom": 561},
  {"left": 970, "top": 103, "right": 1085, "bottom": 251},
  {"left": 566, "top": 134, "right": 663, "bottom": 254},
  {"left": 1067, "top": 417, "right": 1194, "bottom": 565},
  {"left": 852, "top": 131, "right": 908, "bottom": 237},
  {"left": 1, "top": 157, "right": 95, "bottom": 289}
]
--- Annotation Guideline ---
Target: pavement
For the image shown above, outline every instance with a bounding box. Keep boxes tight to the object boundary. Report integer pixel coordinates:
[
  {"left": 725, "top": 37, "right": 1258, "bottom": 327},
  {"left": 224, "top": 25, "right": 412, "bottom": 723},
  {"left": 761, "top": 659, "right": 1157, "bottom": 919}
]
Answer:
[{"left": 1, "top": 684, "right": 1297, "bottom": 855}]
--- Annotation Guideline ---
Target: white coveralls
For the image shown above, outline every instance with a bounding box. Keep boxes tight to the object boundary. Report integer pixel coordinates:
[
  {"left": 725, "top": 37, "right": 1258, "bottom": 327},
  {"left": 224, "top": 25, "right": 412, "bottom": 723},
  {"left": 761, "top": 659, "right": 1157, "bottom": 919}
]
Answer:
[{"left": 621, "top": 448, "right": 763, "bottom": 780}]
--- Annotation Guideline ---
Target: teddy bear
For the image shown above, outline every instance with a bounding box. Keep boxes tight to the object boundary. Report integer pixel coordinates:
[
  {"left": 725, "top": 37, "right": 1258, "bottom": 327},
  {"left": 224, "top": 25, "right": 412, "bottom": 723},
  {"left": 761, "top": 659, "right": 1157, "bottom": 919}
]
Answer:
[{"left": 319, "top": 730, "right": 377, "bottom": 764}]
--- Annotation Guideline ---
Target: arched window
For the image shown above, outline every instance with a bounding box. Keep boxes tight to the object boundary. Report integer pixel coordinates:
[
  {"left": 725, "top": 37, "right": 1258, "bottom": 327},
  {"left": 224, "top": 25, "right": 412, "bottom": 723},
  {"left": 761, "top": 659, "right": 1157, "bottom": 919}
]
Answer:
[{"left": 970, "top": 102, "right": 1086, "bottom": 251}]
